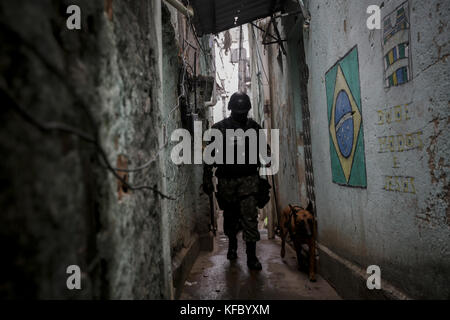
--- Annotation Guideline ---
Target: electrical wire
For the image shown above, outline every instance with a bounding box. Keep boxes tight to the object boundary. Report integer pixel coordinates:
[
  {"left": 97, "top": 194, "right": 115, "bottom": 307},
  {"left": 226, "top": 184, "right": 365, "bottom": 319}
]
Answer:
[
  {"left": 0, "top": 12, "right": 211, "bottom": 200},
  {"left": 186, "top": 0, "right": 212, "bottom": 68},
  {"left": 1, "top": 87, "right": 175, "bottom": 200},
  {"left": 0, "top": 23, "right": 179, "bottom": 199},
  {"left": 251, "top": 24, "right": 270, "bottom": 85}
]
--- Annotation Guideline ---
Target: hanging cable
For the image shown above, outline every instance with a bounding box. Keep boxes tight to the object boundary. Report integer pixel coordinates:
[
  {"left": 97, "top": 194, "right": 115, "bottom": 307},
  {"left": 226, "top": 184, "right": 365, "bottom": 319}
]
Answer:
[
  {"left": 1, "top": 87, "right": 175, "bottom": 200},
  {"left": 251, "top": 24, "right": 270, "bottom": 85}
]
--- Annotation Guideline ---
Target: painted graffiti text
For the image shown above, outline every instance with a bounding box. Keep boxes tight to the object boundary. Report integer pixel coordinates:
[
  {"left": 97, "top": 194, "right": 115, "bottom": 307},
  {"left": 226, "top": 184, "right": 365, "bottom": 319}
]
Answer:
[
  {"left": 378, "top": 131, "right": 423, "bottom": 153},
  {"left": 376, "top": 103, "right": 411, "bottom": 125},
  {"left": 383, "top": 175, "right": 416, "bottom": 194}
]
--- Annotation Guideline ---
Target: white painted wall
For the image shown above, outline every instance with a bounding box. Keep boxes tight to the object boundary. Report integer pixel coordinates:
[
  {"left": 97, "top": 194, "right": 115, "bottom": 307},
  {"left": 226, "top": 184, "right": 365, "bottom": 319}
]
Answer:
[
  {"left": 304, "top": 0, "right": 449, "bottom": 298},
  {"left": 213, "top": 26, "right": 251, "bottom": 123}
]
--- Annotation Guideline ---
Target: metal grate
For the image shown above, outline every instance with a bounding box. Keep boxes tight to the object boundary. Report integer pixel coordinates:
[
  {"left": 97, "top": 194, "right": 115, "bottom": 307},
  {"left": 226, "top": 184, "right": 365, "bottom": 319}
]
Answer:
[
  {"left": 301, "top": 85, "right": 316, "bottom": 216},
  {"left": 190, "top": 0, "right": 287, "bottom": 35}
]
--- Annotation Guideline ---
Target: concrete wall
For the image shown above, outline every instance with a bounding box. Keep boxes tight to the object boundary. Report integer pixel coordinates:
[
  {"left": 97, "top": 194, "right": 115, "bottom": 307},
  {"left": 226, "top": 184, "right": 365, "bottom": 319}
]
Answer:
[
  {"left": 248, "top": 15, "right": 309, "bottom": 236},
  {"left": 265, "top": 23, "right": 308, "bottom": 212},
  {"left": 302, "top": 0, "right": 449, "bottom": 299},
  {"left": 0, "top": 0, "right": 169, "bottom": 300},
  {"left": 0, "top": 0, "right": 213, "bottom": 299},
  {"left": 161, "top": 3, "right": 214, "bottom": 297},
  {"left": 248, "top": 0, "right": 449, "bottom": 299}
]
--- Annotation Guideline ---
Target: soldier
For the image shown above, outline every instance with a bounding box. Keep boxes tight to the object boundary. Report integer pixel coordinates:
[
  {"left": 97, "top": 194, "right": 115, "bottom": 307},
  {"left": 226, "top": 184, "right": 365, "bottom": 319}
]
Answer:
[{"left": 203, "top": 92, "right": 269, "bottom": 270}]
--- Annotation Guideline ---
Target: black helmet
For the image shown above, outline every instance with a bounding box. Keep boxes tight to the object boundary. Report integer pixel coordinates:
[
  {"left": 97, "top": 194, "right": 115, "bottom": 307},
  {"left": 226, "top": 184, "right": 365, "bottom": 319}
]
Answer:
[{"left": 228, "top": 92, "right": 251, "bottom": 114}]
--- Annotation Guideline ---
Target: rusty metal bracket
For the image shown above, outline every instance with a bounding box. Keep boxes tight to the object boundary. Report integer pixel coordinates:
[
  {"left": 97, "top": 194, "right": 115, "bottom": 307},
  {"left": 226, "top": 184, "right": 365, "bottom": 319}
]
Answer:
[{"left": 260, "top": 15, "right": 287, "bottom": 55}]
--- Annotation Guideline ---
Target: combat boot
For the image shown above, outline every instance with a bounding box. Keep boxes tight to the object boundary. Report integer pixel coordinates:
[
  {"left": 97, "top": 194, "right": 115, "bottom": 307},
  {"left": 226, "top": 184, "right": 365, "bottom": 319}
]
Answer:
[
  {"left": 227, "top": 236, "right": 238, "bottom": 260},
  {"left": 246, "top": 242, "right": 262, "bottom": 270}
]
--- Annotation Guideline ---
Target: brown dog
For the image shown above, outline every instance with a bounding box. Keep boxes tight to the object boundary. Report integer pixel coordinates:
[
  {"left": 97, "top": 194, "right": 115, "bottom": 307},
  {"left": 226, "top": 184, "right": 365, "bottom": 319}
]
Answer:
[{"left": 280, "top": 202, "right": 316, "bottom": 282}]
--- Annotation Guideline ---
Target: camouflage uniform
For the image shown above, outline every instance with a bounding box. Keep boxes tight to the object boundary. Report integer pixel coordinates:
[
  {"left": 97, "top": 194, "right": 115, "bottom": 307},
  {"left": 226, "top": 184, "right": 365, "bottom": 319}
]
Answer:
[
  {"left": 216, "top": 174, "right": 260, "bottom": 242},
  {"left": 203, "top": 92, "right": 266, "bottom": 269},
  {"left": 203, "top": 115, "right": 264, "bottom": 243}
]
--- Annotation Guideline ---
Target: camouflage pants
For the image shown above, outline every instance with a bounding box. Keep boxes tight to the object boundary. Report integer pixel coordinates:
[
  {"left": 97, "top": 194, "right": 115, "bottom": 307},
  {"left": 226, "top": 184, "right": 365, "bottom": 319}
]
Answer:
[{"left": 216, "top": 174, "right": 260, "bottom": 242}]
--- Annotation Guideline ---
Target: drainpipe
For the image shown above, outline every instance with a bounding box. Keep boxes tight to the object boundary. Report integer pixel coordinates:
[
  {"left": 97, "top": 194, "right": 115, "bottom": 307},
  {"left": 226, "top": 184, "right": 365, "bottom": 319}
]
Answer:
[
  {"left": 294, "top": 0, "right": 311, "bottom": 27},
  {"left": 205, "top": 77, "right": 217, "bottom": 127},
  {"left": 163, "top": 0, "right": 194, "bottom": 17},
  {"left": 205, "top": 79, "right": 217, "bottom": 106},
  {"left": 205, "top": 36, "right": 217, "bottom": 125}
]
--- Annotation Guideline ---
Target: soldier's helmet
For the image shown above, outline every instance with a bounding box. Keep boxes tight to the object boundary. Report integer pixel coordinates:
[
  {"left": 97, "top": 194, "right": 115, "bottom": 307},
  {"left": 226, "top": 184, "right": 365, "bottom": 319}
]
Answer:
[{"left": 228, "top": 92, "right": 251, "bottom": 114}]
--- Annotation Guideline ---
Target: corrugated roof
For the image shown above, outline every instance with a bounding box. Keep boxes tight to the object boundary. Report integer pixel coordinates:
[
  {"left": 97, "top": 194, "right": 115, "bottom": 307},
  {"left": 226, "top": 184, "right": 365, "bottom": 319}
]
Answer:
[{"left": 190, "top": 0, "right": 287, "bottom": 35}]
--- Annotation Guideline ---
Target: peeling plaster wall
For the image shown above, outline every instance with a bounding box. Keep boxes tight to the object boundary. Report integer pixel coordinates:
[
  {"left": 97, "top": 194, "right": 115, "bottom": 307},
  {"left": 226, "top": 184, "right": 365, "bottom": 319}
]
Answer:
[
  {"left": 248, "top": 15, "right": 310, "bottom": 233},
  {"left": 0, "top": 0, "right": 118, "bottom": 299},
  {"left": 161, "top": 4, "right": 212, "bottom": 259},
  {"left": 249, "top": 21, "right": 309, "bottom": 218},
  {"left": 0, "top": 0, "right": 212, "bottom": 299},
  {"left": 303, "top": 0, "right": 449, "bottom": 298},
  {"left": 96, "top": 0, "right": 169, "bottom": 300},
  {"left": 267, "top": 36, "right": 305, "bottom": 211}
]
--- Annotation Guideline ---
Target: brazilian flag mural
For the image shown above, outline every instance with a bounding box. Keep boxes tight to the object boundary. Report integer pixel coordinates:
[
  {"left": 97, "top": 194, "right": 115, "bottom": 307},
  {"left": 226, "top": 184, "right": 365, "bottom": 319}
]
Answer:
[{"left": 325, "top": 46, "right": 367, "bottom": 188}]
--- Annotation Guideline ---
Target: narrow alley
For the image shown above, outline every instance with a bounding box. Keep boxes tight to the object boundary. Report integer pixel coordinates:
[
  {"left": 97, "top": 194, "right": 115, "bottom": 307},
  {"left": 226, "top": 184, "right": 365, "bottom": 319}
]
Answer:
[
  {"left": 180, "top": 215, "right": 340, "bottom": 300},
  {"left": 0, "top": 0, "right": 449, "bottom": 303}
]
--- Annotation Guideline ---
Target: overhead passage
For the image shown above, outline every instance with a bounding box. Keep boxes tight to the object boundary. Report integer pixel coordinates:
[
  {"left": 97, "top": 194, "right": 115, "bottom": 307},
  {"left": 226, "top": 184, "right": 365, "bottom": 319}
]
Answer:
[{"left": 190, "top": 0, "right": 288, "bottom": 36}]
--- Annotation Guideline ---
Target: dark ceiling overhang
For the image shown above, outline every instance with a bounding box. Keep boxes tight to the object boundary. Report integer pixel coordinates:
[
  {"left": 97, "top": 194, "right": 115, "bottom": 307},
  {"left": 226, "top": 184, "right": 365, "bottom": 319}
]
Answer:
[{"left": 190, "top": 0, "right": 288, "bottom": 36}]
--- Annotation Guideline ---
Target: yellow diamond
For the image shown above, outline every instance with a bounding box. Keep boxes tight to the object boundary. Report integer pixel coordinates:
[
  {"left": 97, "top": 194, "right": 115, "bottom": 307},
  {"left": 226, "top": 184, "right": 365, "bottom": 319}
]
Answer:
[{"left": 329, "top": 65, "right": 362, "bottom": 183}]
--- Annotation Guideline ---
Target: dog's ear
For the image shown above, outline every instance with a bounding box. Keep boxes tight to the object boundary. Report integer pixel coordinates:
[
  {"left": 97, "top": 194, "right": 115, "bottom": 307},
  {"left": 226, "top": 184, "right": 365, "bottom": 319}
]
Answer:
[
  {"left": 306, "top": 201, "right": 314, "bottom": 214},
  {"left": 288, "top": 204, "right": 294, "bottom": 211}
]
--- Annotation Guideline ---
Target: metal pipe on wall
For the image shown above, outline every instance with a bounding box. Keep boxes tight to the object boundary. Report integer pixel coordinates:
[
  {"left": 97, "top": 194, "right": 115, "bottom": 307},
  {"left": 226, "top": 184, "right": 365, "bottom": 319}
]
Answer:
[
  {"left": 205, "top": 36, "right": 217, "bottom": 124},
  {"left": 163, "top": 0, "right": 194, "bottom": 18}
]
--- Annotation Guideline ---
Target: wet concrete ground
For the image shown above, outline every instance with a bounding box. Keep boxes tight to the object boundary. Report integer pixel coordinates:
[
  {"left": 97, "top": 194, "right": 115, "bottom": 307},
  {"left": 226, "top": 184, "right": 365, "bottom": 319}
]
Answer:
[{"left": 180, "top": 215, "right": 340, "bottom": 300}]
